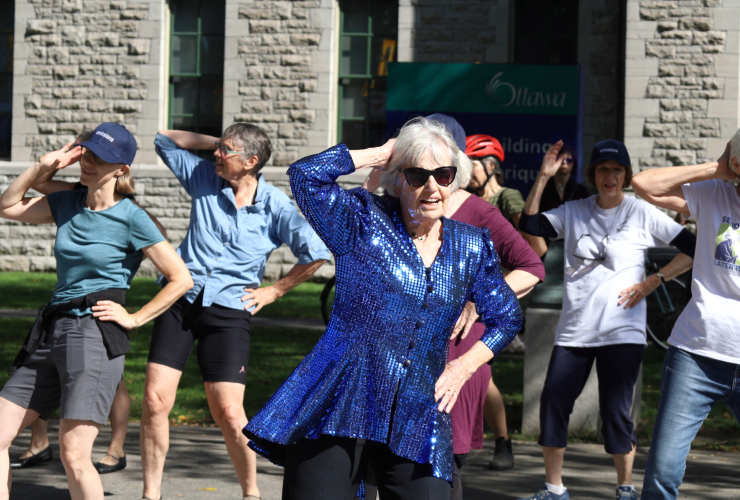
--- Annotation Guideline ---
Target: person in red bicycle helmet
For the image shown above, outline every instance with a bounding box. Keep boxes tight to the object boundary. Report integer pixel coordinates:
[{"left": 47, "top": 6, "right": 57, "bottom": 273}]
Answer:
[{"left": 466, "top": 134, "right": 547, "bottom": 257}]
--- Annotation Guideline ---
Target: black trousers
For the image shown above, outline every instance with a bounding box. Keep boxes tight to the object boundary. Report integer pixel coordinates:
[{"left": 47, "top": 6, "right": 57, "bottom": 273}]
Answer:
[
  {"left": 361, "top": 453, "right": 465, "bottom": 500},
  {"left": 538, "top": 344, "right": 644, "bottom": 454},
  {"left": 282, "top": 435, "right": 451, "bottom": 500}
]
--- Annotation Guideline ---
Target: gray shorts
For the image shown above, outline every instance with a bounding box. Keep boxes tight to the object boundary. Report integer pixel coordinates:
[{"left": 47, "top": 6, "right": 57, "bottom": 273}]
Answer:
[{"left": 0, "top": 315, "right": 124, "bottom": 425}]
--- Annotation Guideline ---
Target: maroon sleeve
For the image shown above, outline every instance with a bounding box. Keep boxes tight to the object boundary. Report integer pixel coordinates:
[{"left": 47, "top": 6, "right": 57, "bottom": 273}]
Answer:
[{"left": 457, "top": 196, "right": 545, "bottom": 282}]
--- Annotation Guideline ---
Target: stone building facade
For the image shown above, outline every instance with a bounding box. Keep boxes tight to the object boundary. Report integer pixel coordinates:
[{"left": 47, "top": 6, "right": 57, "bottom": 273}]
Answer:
[
  {"left": 2, "top": 0, "right": 740, "bottom": 278},
  {"left": 624, "top": 0, "right": 740, "bottom": 169}
]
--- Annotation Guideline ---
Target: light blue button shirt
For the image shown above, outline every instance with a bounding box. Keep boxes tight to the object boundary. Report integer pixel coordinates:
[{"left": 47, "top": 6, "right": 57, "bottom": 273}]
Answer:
[{"left": 155, "top": 133, "right": 331, "bottom": 310}]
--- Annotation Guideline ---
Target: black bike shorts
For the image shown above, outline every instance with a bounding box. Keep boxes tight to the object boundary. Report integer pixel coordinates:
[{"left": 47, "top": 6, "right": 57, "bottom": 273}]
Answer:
[{"left": 148, "top": 292, "right": 252, "bottom": 384}]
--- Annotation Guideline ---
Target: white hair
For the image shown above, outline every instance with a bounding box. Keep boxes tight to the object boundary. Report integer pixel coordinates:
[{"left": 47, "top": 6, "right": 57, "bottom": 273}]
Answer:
[
  {"left": 456, "top": 151, "right": 472, "bottom": 189},
  {"left": 379, "top": 117, "right": 462, "bottom": 197}
]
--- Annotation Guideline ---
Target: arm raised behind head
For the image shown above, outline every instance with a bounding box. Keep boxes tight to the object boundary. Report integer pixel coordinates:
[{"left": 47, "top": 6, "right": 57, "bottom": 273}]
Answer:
[
  {"left": 0, "top": 145, "right": 82, "bottom": 224},
  {"left": 632, "top": 141, "right": 739, "bottom": 216},
  {"left": 158, "top": 129, "right": 220, "bottom": 150}
]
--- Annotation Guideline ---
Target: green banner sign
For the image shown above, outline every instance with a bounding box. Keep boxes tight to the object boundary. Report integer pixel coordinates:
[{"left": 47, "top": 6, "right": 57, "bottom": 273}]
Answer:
[{"left": 387, "top": 63, "right": 580, "bottom": 116}]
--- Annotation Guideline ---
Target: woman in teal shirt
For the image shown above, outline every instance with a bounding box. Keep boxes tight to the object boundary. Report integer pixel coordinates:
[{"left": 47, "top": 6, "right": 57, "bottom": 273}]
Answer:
[{"left": 0, "top": 123, "right": 192, "bottom": 500}]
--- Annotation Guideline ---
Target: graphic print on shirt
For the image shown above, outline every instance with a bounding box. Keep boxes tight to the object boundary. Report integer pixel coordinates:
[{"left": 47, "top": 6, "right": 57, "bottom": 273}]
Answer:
[{"left": 714, "top": 218, "right": 740, "bottom": 269}]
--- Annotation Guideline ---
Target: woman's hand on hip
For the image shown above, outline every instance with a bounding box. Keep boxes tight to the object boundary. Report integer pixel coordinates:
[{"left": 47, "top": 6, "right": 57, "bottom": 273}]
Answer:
[
  {"left": 242, "top": 285, "right": 279, "bottom": 315},
  {"left": 450, "top": 301, "right": 479, "bottom": 340},
  {"left": 618, "top": 277, "right": 658, "bottom": 309},
  {"left": 434, "top": 360, "right": 474, "bottom": 413},
  {"left": 92, "top": 301, "right": 139, "bottom": 329}
]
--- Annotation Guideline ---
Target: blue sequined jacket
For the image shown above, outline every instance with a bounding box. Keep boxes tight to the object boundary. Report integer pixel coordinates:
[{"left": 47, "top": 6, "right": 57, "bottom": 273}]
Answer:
[{"left": 244, "top": 144, "right": 522, "bottom": 482}]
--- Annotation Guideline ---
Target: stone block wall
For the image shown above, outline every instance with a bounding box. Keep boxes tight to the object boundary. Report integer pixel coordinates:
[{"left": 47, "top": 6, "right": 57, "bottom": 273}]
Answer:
[
  {"left": 398, "top": 0, "right": 509, "bottom": 64},
  {"left": 11, "top": 0, "right": 166, "bottom": 163},
  {"left": 222, "top": 0, "right": 336, "bottom": 168},
  {"left": 624, "top": 0, "right": 740, "bottom": 169}
]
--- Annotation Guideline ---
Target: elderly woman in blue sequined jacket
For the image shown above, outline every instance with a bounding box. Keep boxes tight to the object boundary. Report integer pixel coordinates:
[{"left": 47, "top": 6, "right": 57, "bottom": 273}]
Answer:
[{"left": 244, "top": 117, "right": 522, "bottom": 499}]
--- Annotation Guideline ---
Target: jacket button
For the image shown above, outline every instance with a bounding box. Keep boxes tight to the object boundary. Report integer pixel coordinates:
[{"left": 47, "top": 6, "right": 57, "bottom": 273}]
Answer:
[
  {"left": 427, "top": 285, "right": 434, "bottom": 293},
  {"left": 409, "top": 340, "right": 416, "bottom": 349},
  {"left": 421, "top": 302, "right": 429, "bottom": 309},
  {"left": 415, "top": 320, "right": 424, "bottom": 328},
  {"left": 403, "top": 359, "right": 411, "bottom": 368}
]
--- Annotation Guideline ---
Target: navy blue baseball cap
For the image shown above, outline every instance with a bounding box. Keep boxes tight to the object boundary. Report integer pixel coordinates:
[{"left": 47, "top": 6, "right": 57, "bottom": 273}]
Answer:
[
  {"left": 425, "top": 113, "right": 466, "bottom": 152},
  {"left": 74, "top": 122, "right": 137, "bottom": 165},
  {"left": 589, "top": 139, "right": 631, "bottom": 167}
]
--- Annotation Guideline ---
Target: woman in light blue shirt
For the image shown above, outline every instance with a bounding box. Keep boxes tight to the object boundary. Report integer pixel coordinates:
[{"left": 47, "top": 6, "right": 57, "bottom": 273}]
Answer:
[{"left": 141, "top": 124, "right": 330, "bottom": 500}]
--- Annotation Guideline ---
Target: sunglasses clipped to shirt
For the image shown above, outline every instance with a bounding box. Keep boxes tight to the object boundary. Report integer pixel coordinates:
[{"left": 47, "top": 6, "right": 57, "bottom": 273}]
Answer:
[{"left": 396, "top": 167, "right": 457, "bottom": 187}]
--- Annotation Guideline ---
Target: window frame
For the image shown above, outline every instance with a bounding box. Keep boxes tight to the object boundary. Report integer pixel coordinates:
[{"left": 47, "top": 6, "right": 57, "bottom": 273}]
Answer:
[
  {"left": 167, "top": 0, "right": 224, "bottom": 135},
  {"left": 0, "top": 3, "right": 14, "bottom": 160},
  {"left": 336, "top": 1, "right": 398, "bottom": 149}
]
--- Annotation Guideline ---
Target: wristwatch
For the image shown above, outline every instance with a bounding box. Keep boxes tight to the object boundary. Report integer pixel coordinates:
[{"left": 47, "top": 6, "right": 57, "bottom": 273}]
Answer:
[{"left": 656, "top": 272, "right": 665, "bottom": 283}]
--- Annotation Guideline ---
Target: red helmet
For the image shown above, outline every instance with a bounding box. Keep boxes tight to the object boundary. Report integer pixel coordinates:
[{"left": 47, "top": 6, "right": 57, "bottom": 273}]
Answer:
[{"left": 465, "top": 134, "right": 505, "bottom": 162}]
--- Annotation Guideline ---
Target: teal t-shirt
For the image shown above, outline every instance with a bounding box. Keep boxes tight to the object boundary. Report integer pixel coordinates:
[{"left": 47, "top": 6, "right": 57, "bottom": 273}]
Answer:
[{"left": 47, "top": 190, "right": 164, "bottom": 314}]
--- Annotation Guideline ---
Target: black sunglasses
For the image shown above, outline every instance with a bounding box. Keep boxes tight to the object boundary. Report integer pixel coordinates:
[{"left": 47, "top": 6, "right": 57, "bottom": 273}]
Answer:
[{"left": 396, "top": 167, "right": 457, "bottom": 187}]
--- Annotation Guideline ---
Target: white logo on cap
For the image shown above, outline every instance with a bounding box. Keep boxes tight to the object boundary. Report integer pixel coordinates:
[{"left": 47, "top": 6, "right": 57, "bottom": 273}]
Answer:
[
  {"left": 96, "top": 131, "right": 115, "bottom": 142},
  {"left": 600, "top": 148, "right": 618, "bottom": 153}
]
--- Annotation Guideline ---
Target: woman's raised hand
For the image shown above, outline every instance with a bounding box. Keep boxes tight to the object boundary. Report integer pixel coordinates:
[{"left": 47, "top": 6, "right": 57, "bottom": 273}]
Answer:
[
  {"left": 38, "top": 142, "right": 82, "bottom": 173},
  {"left": 539, "top": 140, "right": 565, "bottom": 178},
  {"left": 716, "top": 141, "right": 740, "bottom": 181},
  {"left": 376, "top": 138, "right": 396, "bottom": 171},
  {"left": 348, "top": 138, "right": 396, "bottom": 172}
]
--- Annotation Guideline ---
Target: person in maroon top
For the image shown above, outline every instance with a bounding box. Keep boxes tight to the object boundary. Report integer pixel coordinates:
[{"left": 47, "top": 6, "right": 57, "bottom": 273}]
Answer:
[
  {"left": 363, "top": 114, "right": 544, "bottom": 500},
  {"left": 444, "top": 157, "right": 544, "bottom": 500}
]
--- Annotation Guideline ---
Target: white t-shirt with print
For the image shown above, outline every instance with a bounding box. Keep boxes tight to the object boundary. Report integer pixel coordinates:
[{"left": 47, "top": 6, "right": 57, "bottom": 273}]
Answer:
[
  {"left": 544, "top": 195, "right": 684, "bottom": 347},
  {"left": 669, "top": 180, "right": 740, "bottom": 364}
]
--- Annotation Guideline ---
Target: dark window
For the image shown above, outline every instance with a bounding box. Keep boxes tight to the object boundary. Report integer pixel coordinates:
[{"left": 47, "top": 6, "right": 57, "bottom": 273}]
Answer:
[
  {"left": 169, "top": 0, "right": 225, "bottom": 140},
  {"left": 337, "top": 0, "right": 398, "bottom": 149},
  {"left": 0, "top": 1, "right": 13, "bottom": 159},
  {"left": 514, "top": 0, "right": 578, "bottom": 65}
]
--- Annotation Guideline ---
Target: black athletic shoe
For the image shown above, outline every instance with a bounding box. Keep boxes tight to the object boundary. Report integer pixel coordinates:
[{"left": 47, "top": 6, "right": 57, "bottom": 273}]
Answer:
[
  {"left": 10, "top": 446, "right": 53, "bottom": 469},
  {"left": 488, "top": 437, "right": 514, "bottom": 470}
]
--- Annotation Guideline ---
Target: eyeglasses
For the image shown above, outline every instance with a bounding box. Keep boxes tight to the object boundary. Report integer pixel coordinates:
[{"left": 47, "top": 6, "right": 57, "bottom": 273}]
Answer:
[
  {"left": 215, "top": 141, "right": 243, "bottom": 157},
  {"left": 396, "top": 167, "right": 457, "bottom": 187},
  {"left": 561, "top": 157, "right": 574, "bottom": 165},
  {"left": 81, "top": 148, "right": 105, "bottom": 166},
  {"left": 572, "top": 233, "right": 608, "bottom": 261}
]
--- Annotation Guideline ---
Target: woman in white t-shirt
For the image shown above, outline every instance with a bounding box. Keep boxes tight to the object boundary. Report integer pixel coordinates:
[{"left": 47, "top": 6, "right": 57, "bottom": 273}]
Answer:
[
  {"left": 516, "top": 140, "right": 696, "bottom": 500},
  {"left": 631, "top": 138, "right": 740, "bottom": 500}
]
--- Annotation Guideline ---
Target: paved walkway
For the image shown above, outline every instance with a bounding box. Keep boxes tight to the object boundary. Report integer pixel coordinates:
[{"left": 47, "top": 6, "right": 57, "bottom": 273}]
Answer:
[{"left": 9, "top": 422, "right": 740, "bottom": 499}]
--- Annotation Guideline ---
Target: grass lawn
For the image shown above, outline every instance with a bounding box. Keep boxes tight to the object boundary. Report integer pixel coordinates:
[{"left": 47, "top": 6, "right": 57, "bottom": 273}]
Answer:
[{"left": 0, "top": 272, "right": 324, "bottom": 319}]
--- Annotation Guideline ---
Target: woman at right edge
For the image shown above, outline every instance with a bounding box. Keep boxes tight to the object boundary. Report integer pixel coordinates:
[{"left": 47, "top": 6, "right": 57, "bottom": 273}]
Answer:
[{"left": 516, "top": 139, "right": 696, "bottom": 500}]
